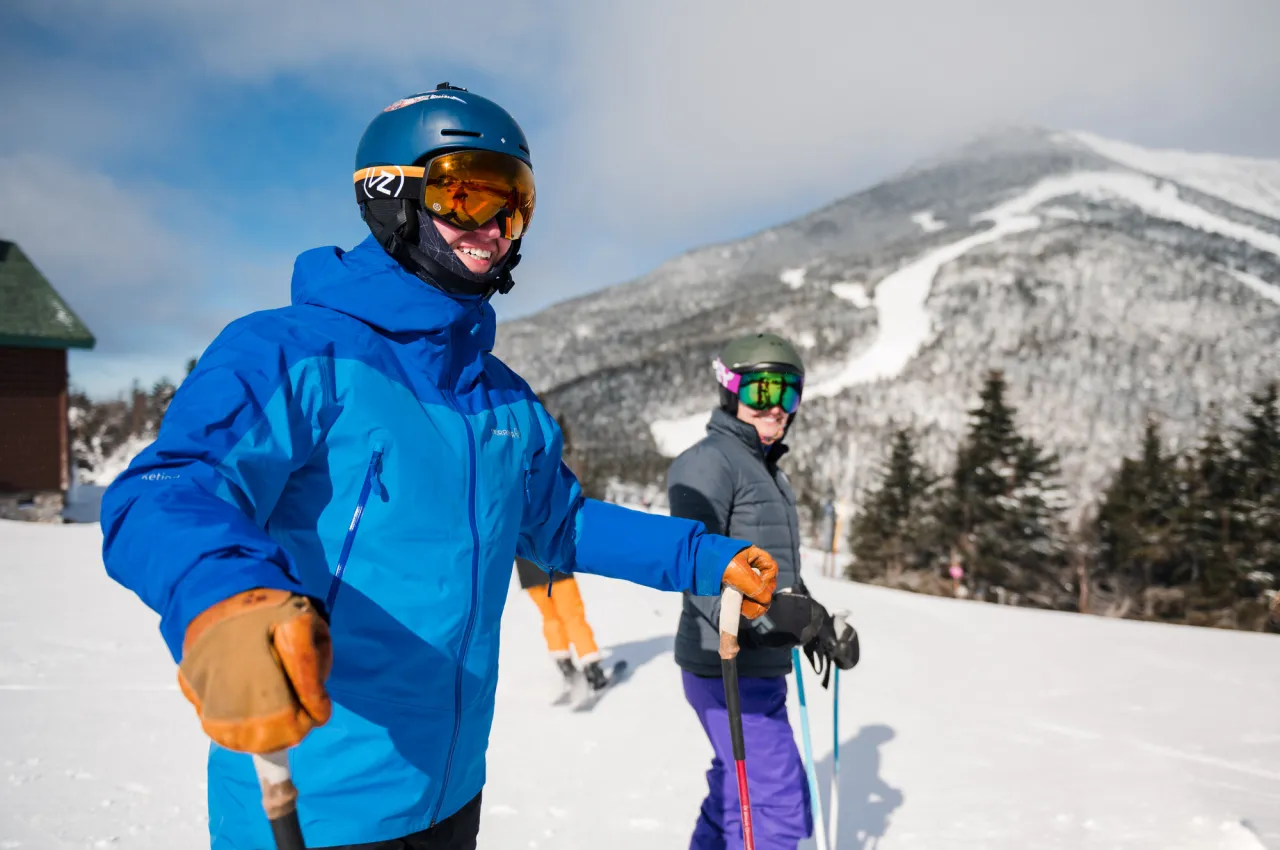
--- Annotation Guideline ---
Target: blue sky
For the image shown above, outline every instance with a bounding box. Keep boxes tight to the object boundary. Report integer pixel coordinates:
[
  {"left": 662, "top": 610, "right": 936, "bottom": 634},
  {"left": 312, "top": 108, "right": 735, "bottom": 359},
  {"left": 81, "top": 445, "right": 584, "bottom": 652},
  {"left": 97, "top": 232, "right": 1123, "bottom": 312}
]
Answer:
[{"left": 2, "top": 1, "right": 1278, "bottom": 399}]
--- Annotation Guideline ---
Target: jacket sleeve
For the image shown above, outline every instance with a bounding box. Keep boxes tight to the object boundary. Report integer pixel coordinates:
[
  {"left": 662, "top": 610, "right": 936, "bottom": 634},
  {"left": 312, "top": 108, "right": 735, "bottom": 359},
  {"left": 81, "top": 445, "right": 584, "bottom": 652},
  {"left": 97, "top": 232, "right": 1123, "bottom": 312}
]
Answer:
[
  {"left": 515, "top": 406, "right": 749, "bottom": 596},
  {"left": 666, "top": 442, "right": 738, "bottom": 629},
  {"left": 99, "top": 318, "right": 328, "bottom": 661}
]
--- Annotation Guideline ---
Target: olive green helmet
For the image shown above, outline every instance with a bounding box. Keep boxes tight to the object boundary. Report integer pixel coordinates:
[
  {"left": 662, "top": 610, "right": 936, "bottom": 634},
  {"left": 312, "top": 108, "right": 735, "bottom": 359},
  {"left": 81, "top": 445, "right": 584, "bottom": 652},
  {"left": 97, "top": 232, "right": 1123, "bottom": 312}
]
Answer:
[
  {"left": 717, "top": 332, "right": 805, "bottom": 377},
  {"left": 713, "top": 332, "right": 806, "bottom": 415}
]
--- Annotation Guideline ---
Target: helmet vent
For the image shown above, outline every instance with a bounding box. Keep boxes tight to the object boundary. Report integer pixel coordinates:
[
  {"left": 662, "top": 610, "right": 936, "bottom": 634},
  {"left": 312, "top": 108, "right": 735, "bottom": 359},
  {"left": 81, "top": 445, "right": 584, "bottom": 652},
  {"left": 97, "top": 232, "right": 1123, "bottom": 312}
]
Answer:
[
  {"left": 440, "top": 129, "right": 482, "bottom": 138},
  {"left": 518, "top": 143, "right": 530, "bottom": 153}
]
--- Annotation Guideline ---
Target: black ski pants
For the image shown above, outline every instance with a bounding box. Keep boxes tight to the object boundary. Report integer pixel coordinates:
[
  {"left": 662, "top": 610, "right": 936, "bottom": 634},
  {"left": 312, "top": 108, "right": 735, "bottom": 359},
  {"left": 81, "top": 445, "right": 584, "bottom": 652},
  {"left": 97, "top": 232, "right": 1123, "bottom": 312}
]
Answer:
[{"left": 315, "top": 792, "right": 482, "bottom": 850}]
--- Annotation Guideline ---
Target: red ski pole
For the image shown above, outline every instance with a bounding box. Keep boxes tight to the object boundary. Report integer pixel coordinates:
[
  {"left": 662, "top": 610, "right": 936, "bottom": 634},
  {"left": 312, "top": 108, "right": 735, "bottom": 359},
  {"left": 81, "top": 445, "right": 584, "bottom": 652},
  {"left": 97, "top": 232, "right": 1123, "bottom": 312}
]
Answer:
[
  {"left": 719, "top": 586, "right": 756, "bottom": 850},
  {"left": 253, "top": 749, "right": 307, "bottom": 849}
]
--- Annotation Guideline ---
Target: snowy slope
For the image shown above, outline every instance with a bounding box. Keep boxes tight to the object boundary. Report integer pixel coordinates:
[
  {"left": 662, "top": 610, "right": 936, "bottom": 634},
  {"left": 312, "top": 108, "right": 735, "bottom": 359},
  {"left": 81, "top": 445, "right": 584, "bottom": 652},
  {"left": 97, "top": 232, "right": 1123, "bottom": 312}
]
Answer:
[
  {"left": 1073, "top": 131, "right": 1280, "bottom": 222},
  {"left": 2, "top": 519, "right": 1278, "bottom": 849}
]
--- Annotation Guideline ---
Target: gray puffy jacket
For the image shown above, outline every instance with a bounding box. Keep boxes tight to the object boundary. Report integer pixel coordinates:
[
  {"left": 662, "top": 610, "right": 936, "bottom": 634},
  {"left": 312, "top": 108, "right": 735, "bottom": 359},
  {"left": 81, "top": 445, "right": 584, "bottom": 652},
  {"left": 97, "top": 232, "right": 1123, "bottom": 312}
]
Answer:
[{"left": 668, "top": 408, "right": 802, "bottom": 678}]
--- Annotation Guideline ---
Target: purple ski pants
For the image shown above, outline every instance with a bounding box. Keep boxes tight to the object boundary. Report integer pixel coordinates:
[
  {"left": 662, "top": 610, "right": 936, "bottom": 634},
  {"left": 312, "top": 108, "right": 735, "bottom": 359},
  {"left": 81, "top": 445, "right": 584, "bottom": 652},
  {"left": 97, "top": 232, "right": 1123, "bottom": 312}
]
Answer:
[{"left": 682, "top": 670, "right": 812, "bottom": 850}]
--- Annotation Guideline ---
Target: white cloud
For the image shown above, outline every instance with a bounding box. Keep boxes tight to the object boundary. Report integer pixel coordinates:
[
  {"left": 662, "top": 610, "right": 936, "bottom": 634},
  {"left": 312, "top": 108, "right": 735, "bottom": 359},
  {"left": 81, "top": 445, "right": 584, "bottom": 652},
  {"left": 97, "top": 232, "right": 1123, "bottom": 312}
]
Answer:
[
  {"left": 551, "top": 1, "right": 1280, "bottom": 236},
  {"left": 0, "top": 153, "right": 295, "bottom": 394},
  {"left": 12, "top": 0, "right": 565, "bottom": 83},
  {"left": 5, "top": 0, "right": 1280, "bottom": 392}
]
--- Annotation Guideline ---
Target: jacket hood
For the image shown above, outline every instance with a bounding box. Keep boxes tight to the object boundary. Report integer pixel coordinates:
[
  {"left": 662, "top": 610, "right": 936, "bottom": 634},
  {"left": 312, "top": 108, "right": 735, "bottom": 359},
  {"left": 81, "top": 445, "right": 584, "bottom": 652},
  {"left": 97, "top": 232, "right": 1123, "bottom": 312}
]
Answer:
[{"left": 290, "top": 235, "right": 496, "bottom": 350}]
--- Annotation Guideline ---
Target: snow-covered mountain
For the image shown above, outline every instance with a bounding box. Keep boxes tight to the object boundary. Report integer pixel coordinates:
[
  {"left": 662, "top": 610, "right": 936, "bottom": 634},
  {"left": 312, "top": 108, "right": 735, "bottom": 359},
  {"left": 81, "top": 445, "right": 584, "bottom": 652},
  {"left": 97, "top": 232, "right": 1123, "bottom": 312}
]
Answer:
[{"left": 493, "top": 127, "right": 1280, "bottom": 527}]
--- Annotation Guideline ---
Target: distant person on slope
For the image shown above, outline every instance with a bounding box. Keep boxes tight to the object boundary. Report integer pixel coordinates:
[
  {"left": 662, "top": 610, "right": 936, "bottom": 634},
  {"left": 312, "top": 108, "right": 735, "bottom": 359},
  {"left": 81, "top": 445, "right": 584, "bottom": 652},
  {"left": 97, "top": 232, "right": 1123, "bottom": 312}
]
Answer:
[
  {"left": 99, "top": 83, "right": 779, "bottom": 850},
  {"left": 514, "top": 556, "right": 610, "bottom": 691},
  {"left": 668, "top": 332, "right": 859, "bottom": 850}
]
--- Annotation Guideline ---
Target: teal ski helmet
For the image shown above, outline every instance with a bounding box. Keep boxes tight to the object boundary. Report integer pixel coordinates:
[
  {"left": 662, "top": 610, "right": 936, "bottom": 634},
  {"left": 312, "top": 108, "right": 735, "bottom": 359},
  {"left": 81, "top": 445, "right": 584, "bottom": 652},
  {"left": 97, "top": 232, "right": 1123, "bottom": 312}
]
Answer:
[{"left": 354, "top": 82, "right": 533, "bottom": 297}]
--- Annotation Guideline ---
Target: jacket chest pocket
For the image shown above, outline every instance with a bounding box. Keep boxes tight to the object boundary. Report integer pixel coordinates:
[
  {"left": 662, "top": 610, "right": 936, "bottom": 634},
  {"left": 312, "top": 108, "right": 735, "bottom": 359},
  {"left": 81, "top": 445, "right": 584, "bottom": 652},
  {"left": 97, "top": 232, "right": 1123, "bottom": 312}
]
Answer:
[{"left": 324, "top": 447, "right": 385, "bottom": 613}]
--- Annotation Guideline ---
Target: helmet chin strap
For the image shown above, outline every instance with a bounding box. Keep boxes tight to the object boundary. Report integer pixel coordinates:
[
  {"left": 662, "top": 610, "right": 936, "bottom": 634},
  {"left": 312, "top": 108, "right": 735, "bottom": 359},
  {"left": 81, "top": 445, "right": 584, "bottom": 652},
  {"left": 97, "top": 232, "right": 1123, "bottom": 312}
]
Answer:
[{"left": 361, "top": 199, "right": 520, "bottom": 300}]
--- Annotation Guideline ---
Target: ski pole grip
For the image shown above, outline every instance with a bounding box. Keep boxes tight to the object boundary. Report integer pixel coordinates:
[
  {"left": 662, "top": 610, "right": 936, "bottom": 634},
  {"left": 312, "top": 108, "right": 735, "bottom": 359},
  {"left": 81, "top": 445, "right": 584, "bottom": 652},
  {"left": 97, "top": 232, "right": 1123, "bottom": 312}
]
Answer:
[
  {"left": 719, "top": 586, "right": 743, "bottom": 660},
  {"left": 253, "top": 749, "right": 307, "bottom": 849}
]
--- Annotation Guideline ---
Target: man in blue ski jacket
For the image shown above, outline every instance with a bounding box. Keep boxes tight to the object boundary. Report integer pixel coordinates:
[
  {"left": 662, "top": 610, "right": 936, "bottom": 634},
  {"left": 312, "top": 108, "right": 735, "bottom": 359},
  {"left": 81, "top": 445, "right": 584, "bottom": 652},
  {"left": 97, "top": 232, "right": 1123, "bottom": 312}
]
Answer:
[{"left": 100, "top": 83, "right": 779, "bottom": 850}]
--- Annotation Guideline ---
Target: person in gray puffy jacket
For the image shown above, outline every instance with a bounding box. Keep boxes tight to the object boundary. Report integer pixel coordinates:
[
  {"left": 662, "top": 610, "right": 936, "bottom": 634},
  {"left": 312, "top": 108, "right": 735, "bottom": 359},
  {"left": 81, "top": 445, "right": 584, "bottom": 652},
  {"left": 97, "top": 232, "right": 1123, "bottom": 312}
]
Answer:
[{"left": 668, "top": 332, "right": 859, "bottom": 850}]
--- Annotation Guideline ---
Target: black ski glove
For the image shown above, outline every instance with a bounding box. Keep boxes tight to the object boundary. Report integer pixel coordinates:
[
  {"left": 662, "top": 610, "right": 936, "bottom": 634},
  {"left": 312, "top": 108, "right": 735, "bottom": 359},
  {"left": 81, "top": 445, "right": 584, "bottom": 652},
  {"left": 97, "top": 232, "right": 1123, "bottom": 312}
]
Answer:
[
  {"left": 743, "top": 588, "right": 827, "bottom": 649},
  {"left": 803, "top": 613, "right": 859, "bottom": 689}
]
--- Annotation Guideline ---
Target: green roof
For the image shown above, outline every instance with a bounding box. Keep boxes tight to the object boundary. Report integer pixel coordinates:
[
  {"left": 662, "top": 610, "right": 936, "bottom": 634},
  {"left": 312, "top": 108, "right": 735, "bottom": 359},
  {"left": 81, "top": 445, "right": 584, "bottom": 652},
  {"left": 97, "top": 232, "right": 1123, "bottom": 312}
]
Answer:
[{"left": 0, "top": 240, "right": 96, "bottom": 350}]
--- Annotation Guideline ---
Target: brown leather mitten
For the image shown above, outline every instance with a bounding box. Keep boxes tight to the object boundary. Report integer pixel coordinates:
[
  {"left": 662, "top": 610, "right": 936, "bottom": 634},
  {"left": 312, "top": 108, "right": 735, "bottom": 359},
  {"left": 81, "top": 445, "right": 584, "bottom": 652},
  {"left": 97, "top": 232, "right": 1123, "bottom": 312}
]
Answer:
[
  {"left": 177, "top": 588, "right": 333, "bottom": 754},
  {"left": 722, "top": 546, "right": 779, "bottom": 619}
]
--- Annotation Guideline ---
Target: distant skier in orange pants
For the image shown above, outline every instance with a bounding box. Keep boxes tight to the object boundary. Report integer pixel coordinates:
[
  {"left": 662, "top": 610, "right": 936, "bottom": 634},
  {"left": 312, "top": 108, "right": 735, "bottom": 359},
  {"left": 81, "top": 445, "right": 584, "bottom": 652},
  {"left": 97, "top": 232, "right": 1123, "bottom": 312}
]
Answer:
[{"left": 515, "top": 557, "right": 610, "bottom": 691}]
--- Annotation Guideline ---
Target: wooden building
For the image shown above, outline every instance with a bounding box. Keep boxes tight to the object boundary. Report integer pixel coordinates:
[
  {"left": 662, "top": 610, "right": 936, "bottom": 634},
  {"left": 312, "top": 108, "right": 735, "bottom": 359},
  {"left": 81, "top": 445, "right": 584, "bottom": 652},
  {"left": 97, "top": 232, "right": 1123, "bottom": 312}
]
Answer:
[{"left": 0, "top": 240, "right": 96, "bottom": 521}]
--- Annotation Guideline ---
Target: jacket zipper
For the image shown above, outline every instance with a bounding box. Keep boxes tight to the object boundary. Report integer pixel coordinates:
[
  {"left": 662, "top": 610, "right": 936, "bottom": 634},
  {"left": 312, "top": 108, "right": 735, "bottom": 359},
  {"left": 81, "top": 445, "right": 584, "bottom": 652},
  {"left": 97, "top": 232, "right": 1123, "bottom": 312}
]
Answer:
[
  {"left": 324, "top": 449, "right": 383, "bottom": 612},
  {"left": 429, "top": 403, "right": 482, "bottom": 826},
  {"left": 767, "top": 463, "right": 800, "bottom": 589}
]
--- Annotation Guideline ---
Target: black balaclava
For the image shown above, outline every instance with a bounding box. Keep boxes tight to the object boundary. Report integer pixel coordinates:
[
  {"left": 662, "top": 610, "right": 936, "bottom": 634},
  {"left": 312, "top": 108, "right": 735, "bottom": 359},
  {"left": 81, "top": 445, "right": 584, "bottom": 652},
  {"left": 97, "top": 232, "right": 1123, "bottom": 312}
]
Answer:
[
  {"left": 360, "top": 197, "right": 520, "bottom": 300},
  {"left": 416, "top": 214, "right": 515, "bottom": 294}
]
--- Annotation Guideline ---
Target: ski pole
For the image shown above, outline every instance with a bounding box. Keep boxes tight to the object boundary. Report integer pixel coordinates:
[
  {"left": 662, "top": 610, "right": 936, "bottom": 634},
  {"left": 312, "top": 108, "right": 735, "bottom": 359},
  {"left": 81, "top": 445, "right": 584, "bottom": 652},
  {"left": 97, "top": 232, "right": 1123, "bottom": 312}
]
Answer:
[
  {"left": 719, "top": 586, "right": 755, "bottom": 850},
  {"left": 830, "top": 664, "right": 841, "bottom": 848},
  {"left": 792, "top": 647, "right": 829, "bottom": 850},
  {"left": 830, "top": 612, "right": 847, "bottom": 848},
  {"left": 253, "top": 749, "right": 307, "bottom": 850}
]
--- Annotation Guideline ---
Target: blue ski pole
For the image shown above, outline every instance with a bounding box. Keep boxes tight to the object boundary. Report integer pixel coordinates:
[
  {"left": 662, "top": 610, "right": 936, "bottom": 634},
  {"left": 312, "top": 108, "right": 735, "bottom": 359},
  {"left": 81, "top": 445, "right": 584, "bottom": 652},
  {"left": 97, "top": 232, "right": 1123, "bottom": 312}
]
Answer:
[
  {"left": 830, "top": 665, "right": 841, "bottom": 847},
  {"left": 792, "top": 647, "right": 828, "bottom": 850}
]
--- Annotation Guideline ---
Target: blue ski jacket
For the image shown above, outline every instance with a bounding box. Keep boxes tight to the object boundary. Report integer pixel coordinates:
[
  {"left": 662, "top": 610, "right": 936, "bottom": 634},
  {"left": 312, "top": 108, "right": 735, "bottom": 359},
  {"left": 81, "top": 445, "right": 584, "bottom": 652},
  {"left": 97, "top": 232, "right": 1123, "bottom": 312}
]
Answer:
[{"left": 99, "top": 235, "right": 750, "bottom": 848}]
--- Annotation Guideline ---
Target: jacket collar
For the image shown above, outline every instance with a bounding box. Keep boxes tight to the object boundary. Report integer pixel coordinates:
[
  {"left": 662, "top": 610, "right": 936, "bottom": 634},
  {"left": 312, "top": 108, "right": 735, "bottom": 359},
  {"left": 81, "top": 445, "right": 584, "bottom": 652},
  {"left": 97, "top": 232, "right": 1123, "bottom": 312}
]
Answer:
[{"left": 706, "top": 407, "right": 789, "bottom": 465}]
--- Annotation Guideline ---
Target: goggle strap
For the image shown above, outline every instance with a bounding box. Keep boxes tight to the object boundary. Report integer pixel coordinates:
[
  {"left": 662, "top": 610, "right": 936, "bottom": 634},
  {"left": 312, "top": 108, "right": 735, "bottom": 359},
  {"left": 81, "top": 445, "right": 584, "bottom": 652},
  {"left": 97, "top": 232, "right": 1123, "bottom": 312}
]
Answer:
[
  {"left": 354, "top": 167, "right": 425, "bottom": 203},
  {"left": 713, "top": 358, "right": 742, "bottom": 393}
]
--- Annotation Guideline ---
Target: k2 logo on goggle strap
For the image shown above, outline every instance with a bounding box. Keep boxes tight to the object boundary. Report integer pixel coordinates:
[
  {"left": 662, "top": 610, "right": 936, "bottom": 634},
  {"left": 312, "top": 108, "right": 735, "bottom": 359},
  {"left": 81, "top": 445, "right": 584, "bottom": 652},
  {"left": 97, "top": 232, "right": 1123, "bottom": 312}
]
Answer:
[{"left": 361, "top": 165, "right": 406, "bottom": 200}]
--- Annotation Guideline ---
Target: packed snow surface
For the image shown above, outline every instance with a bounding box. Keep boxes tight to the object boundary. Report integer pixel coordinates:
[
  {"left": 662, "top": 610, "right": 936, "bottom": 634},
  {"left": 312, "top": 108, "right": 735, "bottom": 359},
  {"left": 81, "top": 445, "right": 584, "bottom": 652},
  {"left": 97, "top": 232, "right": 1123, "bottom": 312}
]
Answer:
[{"left": 2, "top": 518, "right": 1278, "bottom": 849}]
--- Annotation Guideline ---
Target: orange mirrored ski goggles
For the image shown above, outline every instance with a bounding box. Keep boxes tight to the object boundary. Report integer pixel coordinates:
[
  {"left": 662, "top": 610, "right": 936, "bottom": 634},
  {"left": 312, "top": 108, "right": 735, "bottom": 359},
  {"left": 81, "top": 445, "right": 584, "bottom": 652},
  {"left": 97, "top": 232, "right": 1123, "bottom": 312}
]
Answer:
[{"left": 354, "top": 149, "right": 535, "bottom": 240}]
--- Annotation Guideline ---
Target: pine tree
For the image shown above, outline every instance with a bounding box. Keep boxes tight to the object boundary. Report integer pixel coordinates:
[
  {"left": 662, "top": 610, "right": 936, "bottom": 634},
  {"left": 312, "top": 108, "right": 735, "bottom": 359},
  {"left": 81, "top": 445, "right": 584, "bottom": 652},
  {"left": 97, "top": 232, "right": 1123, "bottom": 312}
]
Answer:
[
  {"left": 848, "top": 427, "right": 937, "bottom": 580},
  {"left": 936, "top": 370, "right": 1069, "bottom": 599},
  {"left": 1180, "top": 405, "right": 1240, "bottom": 596},
  {"left": 1096, "top": 417, "right": 1182, "bottom": 590},
  {"left": 1236, "top": 382, "right": 1280, "bottom": 580}
]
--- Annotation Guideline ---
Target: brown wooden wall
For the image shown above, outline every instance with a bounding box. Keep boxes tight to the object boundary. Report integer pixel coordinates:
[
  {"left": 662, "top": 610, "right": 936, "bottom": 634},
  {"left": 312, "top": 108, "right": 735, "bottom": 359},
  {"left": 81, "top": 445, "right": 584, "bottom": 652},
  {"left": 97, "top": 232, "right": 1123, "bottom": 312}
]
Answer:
[{"left": 0, "top": 347, "right": 68, "bottom": 493}]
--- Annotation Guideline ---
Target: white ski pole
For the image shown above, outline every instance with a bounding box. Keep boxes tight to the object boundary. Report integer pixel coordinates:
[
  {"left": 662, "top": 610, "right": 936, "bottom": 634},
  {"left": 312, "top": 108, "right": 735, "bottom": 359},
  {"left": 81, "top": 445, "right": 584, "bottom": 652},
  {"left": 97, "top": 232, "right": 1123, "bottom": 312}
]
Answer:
[{"left": 253, "top": 749, "right": 306, "bottom": 849}]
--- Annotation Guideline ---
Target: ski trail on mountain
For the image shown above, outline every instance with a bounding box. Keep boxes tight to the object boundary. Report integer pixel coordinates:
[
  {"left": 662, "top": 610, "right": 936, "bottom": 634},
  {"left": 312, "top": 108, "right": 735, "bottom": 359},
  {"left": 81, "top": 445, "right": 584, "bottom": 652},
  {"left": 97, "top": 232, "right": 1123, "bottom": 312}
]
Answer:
[
  {"left": 806, "top": 214, "right": 1040, "bottom": 397},
  {"left": 1227, "top": 269, "right": 1280, "bottom": 306}
]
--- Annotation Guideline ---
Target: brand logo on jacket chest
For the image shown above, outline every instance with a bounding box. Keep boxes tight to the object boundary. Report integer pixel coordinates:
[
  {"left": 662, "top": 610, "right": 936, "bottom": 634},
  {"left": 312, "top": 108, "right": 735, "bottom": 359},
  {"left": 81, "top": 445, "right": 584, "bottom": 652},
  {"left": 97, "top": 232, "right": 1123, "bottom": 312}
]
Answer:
[{"left": 491, "top": 427, "right": 521, "bottom": 439}]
